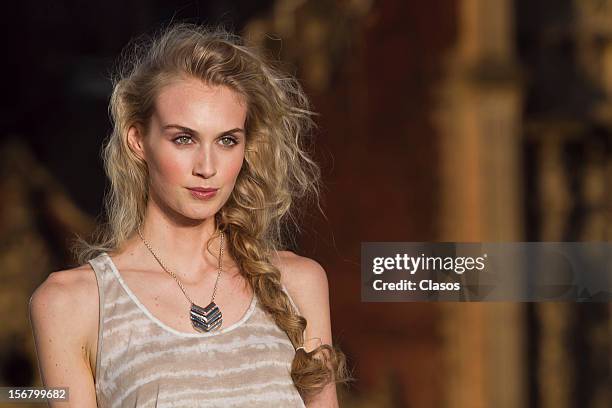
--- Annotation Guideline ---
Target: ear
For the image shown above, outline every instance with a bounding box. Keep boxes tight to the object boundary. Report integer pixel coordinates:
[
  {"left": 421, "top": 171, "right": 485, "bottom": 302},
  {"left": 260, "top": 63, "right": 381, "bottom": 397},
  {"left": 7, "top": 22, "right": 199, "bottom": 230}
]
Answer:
[{"left": 127, "top": 124, "right": 147, "bottom": 162}]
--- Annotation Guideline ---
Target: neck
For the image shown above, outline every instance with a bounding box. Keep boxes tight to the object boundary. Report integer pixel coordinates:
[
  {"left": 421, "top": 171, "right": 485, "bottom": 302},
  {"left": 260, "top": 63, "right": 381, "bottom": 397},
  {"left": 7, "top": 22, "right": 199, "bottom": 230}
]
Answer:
[{"left": 124, "top": 202, "right": 235, "bottom": 283}]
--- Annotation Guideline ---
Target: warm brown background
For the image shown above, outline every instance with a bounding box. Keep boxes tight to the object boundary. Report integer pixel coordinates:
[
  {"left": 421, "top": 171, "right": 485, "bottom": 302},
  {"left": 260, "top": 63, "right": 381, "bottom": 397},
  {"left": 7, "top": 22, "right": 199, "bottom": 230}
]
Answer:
[{"left": 0, "top": 0, "right": 610, "bottom": 407}]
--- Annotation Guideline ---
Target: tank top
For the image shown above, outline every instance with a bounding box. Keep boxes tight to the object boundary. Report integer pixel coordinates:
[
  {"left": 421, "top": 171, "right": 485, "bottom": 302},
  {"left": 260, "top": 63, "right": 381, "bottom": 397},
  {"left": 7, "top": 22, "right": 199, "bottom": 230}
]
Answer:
[{"left": 88, "top": 252, "right": 306, "bottom": 408}]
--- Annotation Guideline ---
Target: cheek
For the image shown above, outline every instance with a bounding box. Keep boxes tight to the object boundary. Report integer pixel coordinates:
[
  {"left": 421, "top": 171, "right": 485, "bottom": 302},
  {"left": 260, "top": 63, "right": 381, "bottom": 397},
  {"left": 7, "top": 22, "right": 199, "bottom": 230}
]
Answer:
[
  {"left": 149, "top": 149, "right": 188, "bottom": 185},
  {"left": 223, "top": 151, "right": 245, "bottom": 182}
]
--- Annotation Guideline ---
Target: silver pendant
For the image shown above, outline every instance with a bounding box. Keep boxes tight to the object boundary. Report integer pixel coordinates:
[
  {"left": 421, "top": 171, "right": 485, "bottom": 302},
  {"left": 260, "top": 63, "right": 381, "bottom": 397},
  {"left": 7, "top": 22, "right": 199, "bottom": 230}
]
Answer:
[{"left": 190, "top": 301, "right": 223, "bottom": 332}]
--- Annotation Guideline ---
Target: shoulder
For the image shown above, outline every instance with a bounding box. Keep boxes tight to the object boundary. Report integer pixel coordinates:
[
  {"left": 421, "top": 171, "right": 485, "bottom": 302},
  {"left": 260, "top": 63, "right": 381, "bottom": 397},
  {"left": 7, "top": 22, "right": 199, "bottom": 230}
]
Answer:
[
  {"left": 29, "top": 263, "right": 99, "bottom": 349},
  {"left": 29, "top": 263, "right": 100, "bottom": 401},
  {"left": 271, "top": 250, "right": 330, "bottom": 307},
  {"left": 30, "top": 264, "right": 98, "bottom": 312},
  {"left": 271, "top": 251, "right": 332, "bottom": 348}
]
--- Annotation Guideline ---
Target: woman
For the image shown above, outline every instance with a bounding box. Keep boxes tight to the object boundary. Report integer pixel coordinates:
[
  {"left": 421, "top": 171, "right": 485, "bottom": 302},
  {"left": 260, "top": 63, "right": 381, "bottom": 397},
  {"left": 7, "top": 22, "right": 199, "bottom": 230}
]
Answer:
[{"left": 29, "top": 23, "right": 351, "bottom": 407}]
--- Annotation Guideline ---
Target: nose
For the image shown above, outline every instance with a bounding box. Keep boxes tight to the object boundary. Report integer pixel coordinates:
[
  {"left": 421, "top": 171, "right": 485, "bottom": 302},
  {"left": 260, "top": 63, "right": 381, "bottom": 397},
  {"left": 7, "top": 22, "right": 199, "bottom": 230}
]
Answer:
[{"left": 193, "top": 145, "right": 217, "bottom": 178}]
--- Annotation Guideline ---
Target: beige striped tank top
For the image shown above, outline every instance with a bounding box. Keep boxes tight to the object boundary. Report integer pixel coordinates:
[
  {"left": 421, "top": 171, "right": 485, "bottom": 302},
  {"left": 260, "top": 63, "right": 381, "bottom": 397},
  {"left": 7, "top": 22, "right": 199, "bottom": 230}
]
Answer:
[{"left": 88, "top": 252, "right": 306, "bottom": 407}]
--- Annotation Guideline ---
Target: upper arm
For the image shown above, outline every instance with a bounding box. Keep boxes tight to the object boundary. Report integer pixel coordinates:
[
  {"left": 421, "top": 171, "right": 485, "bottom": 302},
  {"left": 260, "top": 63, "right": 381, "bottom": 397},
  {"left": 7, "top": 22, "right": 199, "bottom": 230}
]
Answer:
[
  {"left": 29, "top": 271, "right": 97, "bottom": 407},
  {"left": 275, "top": 252, "right": 333, "bottom": 351},
  {"left": 276, "top": 252, "right": 339, "bottom": 407}
]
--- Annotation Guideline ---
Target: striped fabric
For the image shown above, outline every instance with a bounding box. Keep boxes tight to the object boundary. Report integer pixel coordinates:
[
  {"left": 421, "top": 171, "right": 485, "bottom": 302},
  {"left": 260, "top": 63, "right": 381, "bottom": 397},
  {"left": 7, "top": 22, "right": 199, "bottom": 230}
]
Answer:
[{"left": 88, "top": 252, "right": 305, "bottom": 408}]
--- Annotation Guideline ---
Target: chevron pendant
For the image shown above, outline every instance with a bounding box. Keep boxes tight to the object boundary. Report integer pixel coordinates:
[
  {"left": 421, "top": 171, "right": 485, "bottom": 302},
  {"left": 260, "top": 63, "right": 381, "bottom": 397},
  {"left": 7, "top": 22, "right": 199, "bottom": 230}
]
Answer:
[{"left": 190, "top": 301, "right": 223, "bottom": 332}]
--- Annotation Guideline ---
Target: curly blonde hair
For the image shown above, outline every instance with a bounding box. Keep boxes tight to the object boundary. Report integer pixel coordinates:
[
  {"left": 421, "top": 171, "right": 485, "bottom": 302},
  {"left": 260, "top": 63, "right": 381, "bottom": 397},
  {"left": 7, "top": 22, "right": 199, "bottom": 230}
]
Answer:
[{"left": 70, "top": 22, "right": 352, "bottom": 402}]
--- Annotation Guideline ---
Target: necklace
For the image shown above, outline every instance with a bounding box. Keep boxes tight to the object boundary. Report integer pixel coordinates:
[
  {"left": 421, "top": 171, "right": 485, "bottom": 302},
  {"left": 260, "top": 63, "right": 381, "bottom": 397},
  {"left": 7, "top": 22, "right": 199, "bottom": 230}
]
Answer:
[{"left": 137, "top": 226, "right": 224, "bottom": 333}]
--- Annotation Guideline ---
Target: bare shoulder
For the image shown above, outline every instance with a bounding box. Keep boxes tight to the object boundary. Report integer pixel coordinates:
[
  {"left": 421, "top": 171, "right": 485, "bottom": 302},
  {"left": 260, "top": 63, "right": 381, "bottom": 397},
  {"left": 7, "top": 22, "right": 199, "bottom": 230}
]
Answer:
[
  {"left": 271, "top": 250, "right": 330, "bottom": 314},
  {"left": 29, "top": 262, "right": 99, "bottom": 353},
  {"left": 30, "top": 263, "right": 99, "bottom": 312},
  {"left": 270, "top": 252, "right": 340, "bottom": 406},
  {"left": 29, "top": 263, "right": 99, "bottom": 403},
  {"left": 271, "top": 250, "right": 334, "bottom": 354}
]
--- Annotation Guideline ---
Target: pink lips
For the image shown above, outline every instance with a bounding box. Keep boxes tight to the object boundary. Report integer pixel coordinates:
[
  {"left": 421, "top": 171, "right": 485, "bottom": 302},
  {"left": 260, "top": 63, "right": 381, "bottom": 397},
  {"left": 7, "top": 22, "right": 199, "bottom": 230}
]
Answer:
[{"left": 187, "top": 187, "right": 218, "bottom": 200}]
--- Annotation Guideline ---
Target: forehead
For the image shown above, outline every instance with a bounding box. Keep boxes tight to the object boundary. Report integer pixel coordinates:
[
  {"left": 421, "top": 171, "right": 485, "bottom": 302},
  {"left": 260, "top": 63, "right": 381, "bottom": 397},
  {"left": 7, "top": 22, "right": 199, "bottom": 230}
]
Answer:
[{"left": 152, "top": 78, "right": 247, "bottom": 130}]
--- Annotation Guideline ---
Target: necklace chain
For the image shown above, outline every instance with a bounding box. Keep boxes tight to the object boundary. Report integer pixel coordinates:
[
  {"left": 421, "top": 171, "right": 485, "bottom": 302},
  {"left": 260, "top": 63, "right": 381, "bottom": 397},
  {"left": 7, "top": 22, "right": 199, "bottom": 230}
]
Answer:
[{"left": 137, "top": 226, "right": 224, "bottom": 305}]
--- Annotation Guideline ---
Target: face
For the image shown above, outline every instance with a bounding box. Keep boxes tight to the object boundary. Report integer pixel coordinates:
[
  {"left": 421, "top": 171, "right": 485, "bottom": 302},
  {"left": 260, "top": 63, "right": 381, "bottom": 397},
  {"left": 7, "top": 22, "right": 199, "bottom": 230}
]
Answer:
[{"left": 127, "top": 77, "right": 247, "bottom": 222}]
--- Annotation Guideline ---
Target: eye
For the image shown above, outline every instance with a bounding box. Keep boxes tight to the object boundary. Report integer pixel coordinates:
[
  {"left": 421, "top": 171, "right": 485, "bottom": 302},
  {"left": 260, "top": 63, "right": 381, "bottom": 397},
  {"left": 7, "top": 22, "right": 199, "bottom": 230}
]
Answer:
[
  {"left": 218, "top": 136, "right": 238, "bottom": 147},
  {"left": 173, "top": 134, "right": 193, "bottom": 145}
]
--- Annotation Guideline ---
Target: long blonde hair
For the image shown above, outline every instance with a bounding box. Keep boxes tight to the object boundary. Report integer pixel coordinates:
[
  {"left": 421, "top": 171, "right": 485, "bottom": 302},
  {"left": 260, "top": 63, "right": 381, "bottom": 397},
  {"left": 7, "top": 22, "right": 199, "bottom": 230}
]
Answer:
[{"left": 70, "top": 22, "right": 351, "bottom": 401}]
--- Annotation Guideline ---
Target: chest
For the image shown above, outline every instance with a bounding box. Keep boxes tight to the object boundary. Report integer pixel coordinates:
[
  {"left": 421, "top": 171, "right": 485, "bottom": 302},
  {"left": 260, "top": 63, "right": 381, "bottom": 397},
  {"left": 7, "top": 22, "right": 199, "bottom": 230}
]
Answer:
[
  {"left": 88, "top": 268, "right": 255, "bottom": 379},
  {"left": 91, "top": 300, "right": 302, "bottom": 408},
  {"left": 124, "top": 270, "right": 254, "bottom": 332}
]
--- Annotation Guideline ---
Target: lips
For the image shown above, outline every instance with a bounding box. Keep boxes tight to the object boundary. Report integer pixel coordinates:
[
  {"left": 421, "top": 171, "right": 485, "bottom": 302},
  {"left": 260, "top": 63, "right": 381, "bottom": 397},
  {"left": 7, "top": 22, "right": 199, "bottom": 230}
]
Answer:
[
  {"left": 187, "top": 187, "right": 218, "bottom": 193},
  {"left": 187, "top": 187, "right": 219, "bottom": 200}
]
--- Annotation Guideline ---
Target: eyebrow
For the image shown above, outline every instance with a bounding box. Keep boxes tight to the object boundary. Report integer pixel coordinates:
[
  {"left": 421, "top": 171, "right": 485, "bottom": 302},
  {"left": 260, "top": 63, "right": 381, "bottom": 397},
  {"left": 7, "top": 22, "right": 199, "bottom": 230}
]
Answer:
[{"left": 162, "top": 124, "right": 245, "bottom": 136}]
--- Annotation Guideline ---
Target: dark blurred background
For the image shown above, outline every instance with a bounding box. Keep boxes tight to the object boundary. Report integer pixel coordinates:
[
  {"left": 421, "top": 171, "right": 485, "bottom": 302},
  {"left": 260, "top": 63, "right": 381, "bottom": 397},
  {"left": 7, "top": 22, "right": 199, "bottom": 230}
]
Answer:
[{"left": 0, "top": 0, "right": 610, "bottom": 407}]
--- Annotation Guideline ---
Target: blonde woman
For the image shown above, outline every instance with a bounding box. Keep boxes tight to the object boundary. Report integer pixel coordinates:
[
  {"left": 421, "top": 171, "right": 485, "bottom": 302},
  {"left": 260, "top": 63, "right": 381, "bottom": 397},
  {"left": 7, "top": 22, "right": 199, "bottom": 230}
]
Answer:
[{"left": 29, "top": 23, "right": 350, "bottom": 407}]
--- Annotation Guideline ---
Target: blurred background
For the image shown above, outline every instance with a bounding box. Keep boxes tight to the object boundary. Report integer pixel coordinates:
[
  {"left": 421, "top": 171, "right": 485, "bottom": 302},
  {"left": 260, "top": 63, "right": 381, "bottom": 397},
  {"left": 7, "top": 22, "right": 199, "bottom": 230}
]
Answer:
[{"left": 1, "top": 0, "right": 610, "bottom": 407}]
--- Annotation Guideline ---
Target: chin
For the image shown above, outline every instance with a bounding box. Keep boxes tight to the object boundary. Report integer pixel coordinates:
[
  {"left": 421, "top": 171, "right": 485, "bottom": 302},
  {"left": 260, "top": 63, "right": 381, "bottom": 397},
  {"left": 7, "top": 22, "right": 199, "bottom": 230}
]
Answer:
[{"left": 185, "top": 206, "right": 219, "bottom": 218}]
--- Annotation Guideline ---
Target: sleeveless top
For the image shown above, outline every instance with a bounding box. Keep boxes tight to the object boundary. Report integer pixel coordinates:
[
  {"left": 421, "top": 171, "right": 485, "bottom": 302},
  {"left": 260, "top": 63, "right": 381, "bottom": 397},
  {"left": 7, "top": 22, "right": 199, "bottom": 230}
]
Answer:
[{"left": 88, "top": 252, "right": 306, "bottom": 408}]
